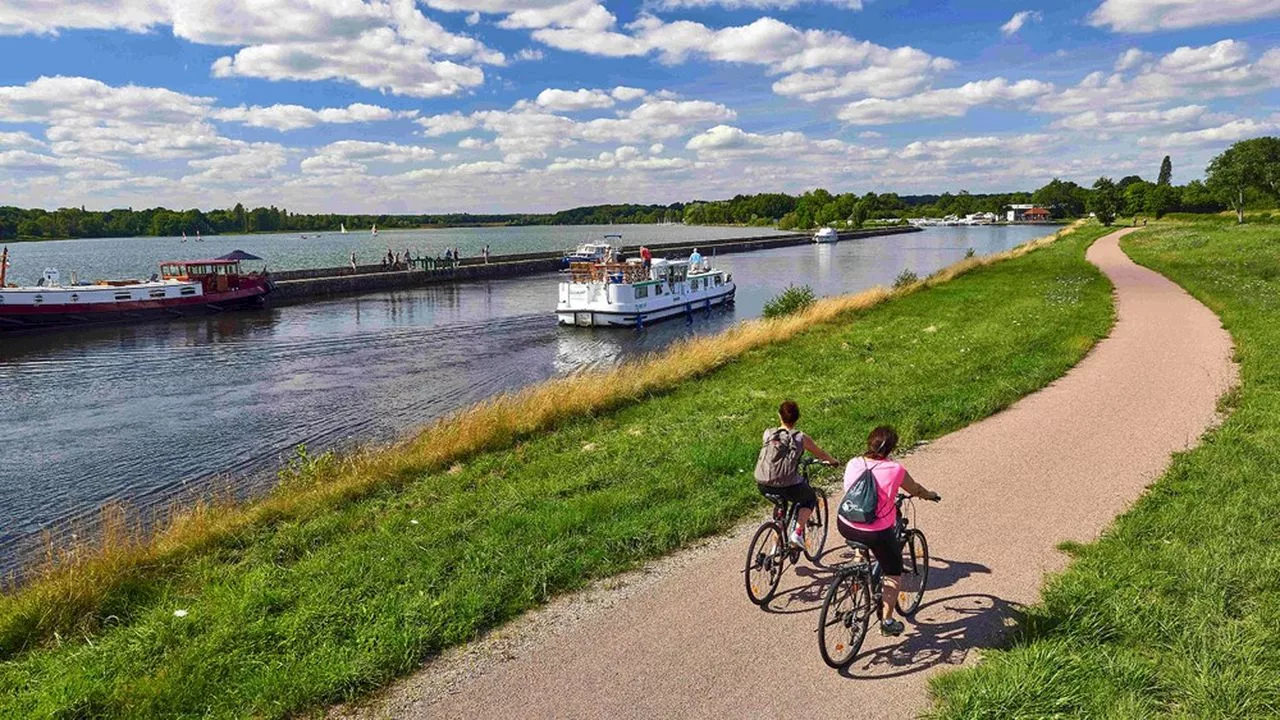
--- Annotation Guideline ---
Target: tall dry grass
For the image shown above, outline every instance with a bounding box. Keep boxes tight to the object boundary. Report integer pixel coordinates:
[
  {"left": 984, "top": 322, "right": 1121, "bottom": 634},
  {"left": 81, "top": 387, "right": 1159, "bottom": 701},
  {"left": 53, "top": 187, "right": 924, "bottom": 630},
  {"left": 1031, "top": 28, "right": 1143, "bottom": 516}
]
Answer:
[{"left": 0, "top": 221, "right": 1086, "bottom": 656}]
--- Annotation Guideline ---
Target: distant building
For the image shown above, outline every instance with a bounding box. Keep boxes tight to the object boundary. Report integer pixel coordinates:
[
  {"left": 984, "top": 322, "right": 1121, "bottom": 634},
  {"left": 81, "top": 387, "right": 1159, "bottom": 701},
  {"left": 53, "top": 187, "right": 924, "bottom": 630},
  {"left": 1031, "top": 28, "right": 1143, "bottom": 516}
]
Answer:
[{"left": 1007, "top": 204, "right": 1051, "bottom": 222}]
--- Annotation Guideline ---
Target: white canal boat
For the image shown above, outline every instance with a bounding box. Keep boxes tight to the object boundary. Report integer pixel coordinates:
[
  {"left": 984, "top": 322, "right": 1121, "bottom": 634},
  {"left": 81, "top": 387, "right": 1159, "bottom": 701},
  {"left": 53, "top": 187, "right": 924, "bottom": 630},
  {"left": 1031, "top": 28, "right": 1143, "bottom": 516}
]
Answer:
[
  {"left": 556, "top": 256, "right": 735, "bottom": 328},
  {"left": 813, "top": 227, "right": 838, "bottom": 243}
]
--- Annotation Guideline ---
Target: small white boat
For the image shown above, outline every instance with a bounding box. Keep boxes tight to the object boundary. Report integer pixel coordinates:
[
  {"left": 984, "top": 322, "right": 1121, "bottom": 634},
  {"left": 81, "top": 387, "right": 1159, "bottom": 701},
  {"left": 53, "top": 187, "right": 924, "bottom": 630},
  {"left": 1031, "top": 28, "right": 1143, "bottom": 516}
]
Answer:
[
  {"left": 557, "top": 256, "right": 735, "bottom": 328},
  {"left": 371, "top": 224, "right": 378, "bottom": 237},
  {"left": 813, "top": 227, "right": 838, "bottom": 243},
  {"left": 340, "top": 223, "right": 347, "bottom": 234},
  {"left": 560, "top": 235, "right": 620, "bottom": 270}
]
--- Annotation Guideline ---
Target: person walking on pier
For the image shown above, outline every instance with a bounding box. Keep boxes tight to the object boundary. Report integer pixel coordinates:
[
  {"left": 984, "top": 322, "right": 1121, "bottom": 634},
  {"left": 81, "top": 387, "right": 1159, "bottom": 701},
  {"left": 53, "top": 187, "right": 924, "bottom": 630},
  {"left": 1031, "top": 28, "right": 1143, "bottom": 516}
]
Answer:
[
  {"left": 349, "top": 251, "right": 357, "bottom": 273},
  {"left": 483, "top": 244, "right": 490, "bottom": 264}
]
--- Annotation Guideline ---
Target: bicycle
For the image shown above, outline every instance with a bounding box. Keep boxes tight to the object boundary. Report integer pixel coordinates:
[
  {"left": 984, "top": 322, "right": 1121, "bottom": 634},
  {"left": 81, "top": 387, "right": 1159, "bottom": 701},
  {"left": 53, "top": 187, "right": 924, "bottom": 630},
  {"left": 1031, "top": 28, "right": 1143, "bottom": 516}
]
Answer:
[
  {"left": 816, "top": 492, "right": 939, "bottom": 669},
  {"left": 743, "top": 458, "right": 835, "bottom": 606}
]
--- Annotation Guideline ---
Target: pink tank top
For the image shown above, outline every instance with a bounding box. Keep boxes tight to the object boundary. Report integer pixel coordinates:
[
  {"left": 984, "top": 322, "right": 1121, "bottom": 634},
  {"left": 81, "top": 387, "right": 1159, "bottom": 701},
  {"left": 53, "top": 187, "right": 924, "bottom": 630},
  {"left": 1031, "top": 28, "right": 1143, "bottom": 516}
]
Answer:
[{"left": 838, "top": 456, "right": 906, "bottom": 533}]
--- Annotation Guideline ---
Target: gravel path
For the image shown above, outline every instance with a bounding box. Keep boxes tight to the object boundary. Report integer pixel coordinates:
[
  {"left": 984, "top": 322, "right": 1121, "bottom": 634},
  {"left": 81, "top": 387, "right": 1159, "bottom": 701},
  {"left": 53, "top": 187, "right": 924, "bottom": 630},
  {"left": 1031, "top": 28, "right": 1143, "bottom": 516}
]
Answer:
[{"left": 347, "top": 228, "right": 1236, "bottom": 720}]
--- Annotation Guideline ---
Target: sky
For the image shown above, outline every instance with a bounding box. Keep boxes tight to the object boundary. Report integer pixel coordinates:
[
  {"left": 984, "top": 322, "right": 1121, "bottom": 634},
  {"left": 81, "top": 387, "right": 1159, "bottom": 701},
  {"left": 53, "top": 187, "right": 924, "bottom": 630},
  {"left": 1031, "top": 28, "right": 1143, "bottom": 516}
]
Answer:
[{"left": 1, "top": 0, "right": 1279, "bottom": 213}]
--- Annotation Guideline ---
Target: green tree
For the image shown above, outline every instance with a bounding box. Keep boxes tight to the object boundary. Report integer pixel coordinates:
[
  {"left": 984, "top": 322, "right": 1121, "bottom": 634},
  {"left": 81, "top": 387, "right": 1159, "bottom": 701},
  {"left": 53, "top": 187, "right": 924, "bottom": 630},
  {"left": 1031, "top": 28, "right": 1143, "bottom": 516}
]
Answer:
[
  {"left": 1032, "top": 178, "right": 1087, "bottom": 218},
  {"left": 851, "top": 199, "right": 870, "bottom": 228},
  {"left": 1123, "top": 181, "right": 1152, "bottom": 218},
  {"left": 1145, "top": 183, "right": 1177, "bottom": 219},
  {"left": 1088, "top": 176, "right": 1120, "bottom": 226},
  {"left": 1207, "top": 137, "right": 1280, "bottom": 223},
  {"left": 1157, "top": 155, "right": 1173, "bottom": 186}
]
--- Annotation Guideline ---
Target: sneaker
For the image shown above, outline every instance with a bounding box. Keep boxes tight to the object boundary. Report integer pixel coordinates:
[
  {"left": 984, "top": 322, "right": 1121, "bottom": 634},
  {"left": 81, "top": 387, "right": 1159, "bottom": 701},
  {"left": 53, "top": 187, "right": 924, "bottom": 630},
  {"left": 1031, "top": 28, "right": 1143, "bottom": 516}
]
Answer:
[
  {"left": 788, "top": 529, "right": 805, "bottom": 548},
  {"left": 880, "top": 618, "right": 905, "bottom": 637}
]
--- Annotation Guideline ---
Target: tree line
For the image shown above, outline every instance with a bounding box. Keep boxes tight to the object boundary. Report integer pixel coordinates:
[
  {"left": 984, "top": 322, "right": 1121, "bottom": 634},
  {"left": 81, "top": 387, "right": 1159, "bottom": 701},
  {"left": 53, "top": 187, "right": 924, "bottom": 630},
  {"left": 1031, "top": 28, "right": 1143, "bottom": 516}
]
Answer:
[
  {"left": 13, "top": 140, "right": 1280, "bottom": 240},
  {"left": 1088, "top": 139, "right": 1280, "bottom": 226}
]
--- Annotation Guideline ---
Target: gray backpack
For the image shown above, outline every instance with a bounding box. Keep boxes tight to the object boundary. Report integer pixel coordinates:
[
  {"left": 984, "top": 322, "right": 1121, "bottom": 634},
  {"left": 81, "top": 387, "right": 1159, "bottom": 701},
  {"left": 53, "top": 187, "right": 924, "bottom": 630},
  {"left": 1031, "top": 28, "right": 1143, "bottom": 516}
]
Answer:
[{"left": 754, "top": 428, "right": 803, "bottom": 487}]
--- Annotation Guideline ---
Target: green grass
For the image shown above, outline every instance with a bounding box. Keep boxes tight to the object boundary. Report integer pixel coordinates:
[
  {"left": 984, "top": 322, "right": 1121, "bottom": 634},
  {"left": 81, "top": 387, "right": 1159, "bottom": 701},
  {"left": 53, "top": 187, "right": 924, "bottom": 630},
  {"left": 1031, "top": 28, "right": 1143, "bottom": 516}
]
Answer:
[
  {"left": 928, "top": 216, "right": 1280, "bottom": 719},
  {"left": 0, "top": 223, "right": 1116, "bottom": 718}
]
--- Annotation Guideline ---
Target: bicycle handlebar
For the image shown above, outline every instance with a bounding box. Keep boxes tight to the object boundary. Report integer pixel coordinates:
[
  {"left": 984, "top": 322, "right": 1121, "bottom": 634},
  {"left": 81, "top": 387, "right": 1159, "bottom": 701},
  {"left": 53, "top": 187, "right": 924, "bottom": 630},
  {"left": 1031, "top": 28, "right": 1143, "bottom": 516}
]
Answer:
[{"left": 896, "top": 492, "right": 942, "bottom": 504}]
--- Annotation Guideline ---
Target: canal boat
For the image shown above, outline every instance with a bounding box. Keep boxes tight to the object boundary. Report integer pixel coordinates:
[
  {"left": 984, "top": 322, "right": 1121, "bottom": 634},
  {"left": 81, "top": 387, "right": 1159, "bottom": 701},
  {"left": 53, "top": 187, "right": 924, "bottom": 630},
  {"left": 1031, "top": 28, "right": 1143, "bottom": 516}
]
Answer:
[
  {"left": 556, "top": 255, "right": 735, "bottom": 328},
  {"left": 0, "top": 249, "right": 273, "bottom": 334},
  {"left": 560, "top": 234, "right": 621, "bottom": 270},
  {"left": 814, "top": 227, "right": 838, "bottom": 243}
]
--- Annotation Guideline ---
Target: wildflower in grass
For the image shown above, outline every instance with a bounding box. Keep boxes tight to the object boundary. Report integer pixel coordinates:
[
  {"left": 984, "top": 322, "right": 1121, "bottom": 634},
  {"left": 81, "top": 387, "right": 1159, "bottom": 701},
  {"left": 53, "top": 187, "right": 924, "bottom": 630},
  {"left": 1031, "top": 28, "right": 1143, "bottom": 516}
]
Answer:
[{"left": 173, "top": 609, "right": 188, "bottom": 618}]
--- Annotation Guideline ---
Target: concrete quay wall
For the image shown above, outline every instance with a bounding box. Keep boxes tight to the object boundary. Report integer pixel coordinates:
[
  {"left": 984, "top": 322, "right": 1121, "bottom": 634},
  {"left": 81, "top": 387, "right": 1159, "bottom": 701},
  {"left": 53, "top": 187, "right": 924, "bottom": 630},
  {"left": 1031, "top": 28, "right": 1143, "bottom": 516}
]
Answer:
[{"left": 269, "top": 226, "right": 920, "bottom": 305}]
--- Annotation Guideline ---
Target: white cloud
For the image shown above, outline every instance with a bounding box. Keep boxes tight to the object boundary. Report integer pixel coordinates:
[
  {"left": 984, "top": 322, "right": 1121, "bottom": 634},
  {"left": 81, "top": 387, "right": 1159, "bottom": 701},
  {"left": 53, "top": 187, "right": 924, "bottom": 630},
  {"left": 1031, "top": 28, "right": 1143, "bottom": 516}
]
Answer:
[
  {"left": 516, "top": 47, "right": 545, "bottom": 61},
  {"left": 0, "top": 0, "right": 168, "bottom": 35},
  {"left": 2, "top": 1, "right": 503, "bottom": 99},
  {"left": 1037, "top": 40, "right": 1280, "bottom": 113},
  {"left": 185, "top": 143, "right": 289, "bottom": 184},
  {"left": 839, "top": 78, "right": 1054, "bottom": 125},
  {"left": 1114, "top": 48, "right": 1150, "bottom": 71},
  {"left": 213, "top": 103, "right": 418, "bottom": 131},
  {"left": 1141, "top": 118, "right": 1280, "bottom": 147},
  {"left": 1000, "top": 10, "right": 1042, "bottom": 36},
  {"left": 466, "top": 11, "right": 481, "bottom": 24},
  {"left": 0, "top": 131, "right": 47, "bottom": 151},
  {"left": 654, "top": 0, "right": 861, "bottom": 8},
  {"left": 1089, "top": 0, "right": 1280, "bottom": 32},
  {"left": 312, "top": 140, "right": 437, "bottom": 163},
  {"left": 458, "top": 136, "right": 490, "bottom": 149},
  {"left": 649, "top": 143, "right": 664, "bottom": 154},
  {"left": 899, "top": 134, "right": 1055, "bottom": 159},
  {"left": 505, "top": 9, "right": 952, "bottom": 102},
  {"left": 535, "top": 88, "right": 615, "bottom": 111},
  {"left": 687, "top": 124, "right": 806, "bottom": 152},
  {"left": 417, "top": 112, "right": 479, "bottom": 137},
  {"left": 1051, "top": 105, "right": 1217, "bottom": 131},
  {"left": 611, "top": 86, "right": 648, "bottom": 102}
]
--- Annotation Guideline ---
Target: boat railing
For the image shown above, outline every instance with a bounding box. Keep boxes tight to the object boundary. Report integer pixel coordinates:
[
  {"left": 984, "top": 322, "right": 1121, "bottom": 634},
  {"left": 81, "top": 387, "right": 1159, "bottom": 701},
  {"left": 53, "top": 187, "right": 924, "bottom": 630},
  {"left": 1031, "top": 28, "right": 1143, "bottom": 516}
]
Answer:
[{"left": 567, "top": 262, "right": 649, "bottom": 284}]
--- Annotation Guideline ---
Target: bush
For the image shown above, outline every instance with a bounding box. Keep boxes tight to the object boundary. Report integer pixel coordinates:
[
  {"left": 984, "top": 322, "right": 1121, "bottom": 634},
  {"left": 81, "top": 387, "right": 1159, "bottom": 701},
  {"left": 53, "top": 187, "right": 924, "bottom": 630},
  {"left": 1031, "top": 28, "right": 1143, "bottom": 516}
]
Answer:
[
  {"left": 965, "top": 248, "right": 976, "bottom": 259},
  {"left": 762, "top": 284, "right": 816, "bottom": 318},
  {"left": 893, "top": 268, "right": 920, "bottom": 289}
]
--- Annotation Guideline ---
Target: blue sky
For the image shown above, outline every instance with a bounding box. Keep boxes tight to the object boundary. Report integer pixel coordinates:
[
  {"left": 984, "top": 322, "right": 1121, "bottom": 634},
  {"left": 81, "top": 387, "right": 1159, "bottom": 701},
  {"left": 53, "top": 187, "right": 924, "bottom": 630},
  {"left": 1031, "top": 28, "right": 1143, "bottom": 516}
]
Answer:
[{"left": 2, "top": 0, "right": 1279, "bottom": 213}]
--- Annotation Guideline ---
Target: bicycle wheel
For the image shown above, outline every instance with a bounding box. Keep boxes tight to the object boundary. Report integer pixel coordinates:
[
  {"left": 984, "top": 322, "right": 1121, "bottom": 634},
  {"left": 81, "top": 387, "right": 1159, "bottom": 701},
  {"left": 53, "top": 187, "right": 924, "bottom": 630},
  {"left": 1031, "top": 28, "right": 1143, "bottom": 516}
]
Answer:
[
  {"left": 803, "top": 489, "right": 828, "bottom": 562},
  {"left": 744, "top": 522, "right": 785, "bottom": 605},
  {"left": 817, "top": 570, "right": 872, "bottom": 668},
  {"left": 896, "top": 529, "right": 930, "bottom": 616}
]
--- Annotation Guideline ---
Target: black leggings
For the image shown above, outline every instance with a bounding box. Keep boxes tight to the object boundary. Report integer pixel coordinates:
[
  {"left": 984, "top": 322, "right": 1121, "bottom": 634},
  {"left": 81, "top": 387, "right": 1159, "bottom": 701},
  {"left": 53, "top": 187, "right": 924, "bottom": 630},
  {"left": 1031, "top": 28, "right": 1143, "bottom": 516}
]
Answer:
[{"left": 837, "top": 523, "right": 903, "bottom": 575}]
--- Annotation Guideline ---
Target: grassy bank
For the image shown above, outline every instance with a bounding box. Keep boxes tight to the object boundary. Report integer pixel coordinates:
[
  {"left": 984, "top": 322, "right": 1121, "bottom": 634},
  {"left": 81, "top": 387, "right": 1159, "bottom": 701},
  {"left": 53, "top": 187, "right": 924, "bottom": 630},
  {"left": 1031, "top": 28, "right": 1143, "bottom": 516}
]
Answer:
[
  {"left": 929, "top": 216, "right": 1280, "bottom": 718},
  {"left": 0, "top": 223, "right": 1115, "bottom": 718}
]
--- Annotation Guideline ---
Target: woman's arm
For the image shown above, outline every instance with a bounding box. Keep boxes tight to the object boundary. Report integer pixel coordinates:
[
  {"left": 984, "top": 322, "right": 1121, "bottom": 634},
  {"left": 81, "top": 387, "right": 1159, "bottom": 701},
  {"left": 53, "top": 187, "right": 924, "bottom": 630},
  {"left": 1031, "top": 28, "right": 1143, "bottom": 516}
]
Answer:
[
  {"left": 901, "top": 470, "right": 940, "bottom": 501},
  {"left": 801, "top": 435, "right": 839, "bottom": 465}
]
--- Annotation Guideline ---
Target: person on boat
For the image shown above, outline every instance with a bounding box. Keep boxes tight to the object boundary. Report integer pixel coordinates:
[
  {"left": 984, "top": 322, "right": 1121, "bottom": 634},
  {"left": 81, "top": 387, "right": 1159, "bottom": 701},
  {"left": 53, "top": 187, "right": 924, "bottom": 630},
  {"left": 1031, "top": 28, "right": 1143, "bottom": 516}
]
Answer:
[
  {"left": 756, "top": 400, "right": 840, "bottom": 549},
  {"left": 689, "top": 248, "right": 703, "bottom": 272},
  {"left": 350, "top": 251, "right": 357, "bottom": 272},
  {"left": 640, "top": 246, "right": 652, "bottom": 270},
  {"left": 837, "top": 426, "right": 941, "bottom": 637}
]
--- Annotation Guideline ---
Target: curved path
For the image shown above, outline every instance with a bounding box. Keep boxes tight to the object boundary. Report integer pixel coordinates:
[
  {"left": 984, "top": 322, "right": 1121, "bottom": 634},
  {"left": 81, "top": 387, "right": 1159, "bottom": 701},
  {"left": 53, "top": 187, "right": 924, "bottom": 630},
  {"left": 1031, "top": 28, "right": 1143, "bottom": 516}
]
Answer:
[{"left": 359, "top": 228, "right": 1236, "bottom": 719}]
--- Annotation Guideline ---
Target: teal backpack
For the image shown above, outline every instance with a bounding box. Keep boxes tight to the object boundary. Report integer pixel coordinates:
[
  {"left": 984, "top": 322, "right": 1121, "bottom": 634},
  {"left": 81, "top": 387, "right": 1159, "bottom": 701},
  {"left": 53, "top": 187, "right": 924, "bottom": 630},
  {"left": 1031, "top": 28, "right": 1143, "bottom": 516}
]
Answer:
[{"left": 838, "top": 462, "right": 882, "bottom": 525}]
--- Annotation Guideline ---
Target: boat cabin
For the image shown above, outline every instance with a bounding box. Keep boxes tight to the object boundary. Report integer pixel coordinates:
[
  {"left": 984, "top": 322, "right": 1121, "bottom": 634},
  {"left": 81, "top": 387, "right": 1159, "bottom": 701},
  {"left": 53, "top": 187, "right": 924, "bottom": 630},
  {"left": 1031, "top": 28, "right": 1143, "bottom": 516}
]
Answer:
[{"left": 160, "top": 259, "right": 249, "bottom": 293}]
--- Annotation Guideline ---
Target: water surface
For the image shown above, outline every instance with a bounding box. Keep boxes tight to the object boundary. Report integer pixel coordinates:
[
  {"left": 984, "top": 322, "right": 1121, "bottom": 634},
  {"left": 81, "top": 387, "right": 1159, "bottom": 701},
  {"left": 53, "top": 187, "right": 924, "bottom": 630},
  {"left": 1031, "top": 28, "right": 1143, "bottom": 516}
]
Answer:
[{"left": 0, "top": 225, "right": 1053, "bottom": 568}]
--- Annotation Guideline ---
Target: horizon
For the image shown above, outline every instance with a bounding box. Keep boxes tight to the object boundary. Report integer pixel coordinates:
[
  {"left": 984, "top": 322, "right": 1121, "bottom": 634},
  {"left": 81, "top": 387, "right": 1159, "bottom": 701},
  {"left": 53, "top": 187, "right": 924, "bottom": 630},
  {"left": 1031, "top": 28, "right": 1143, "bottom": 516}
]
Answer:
[{"left": 3, "top": 1, "right": 1279, "bottom": 213}]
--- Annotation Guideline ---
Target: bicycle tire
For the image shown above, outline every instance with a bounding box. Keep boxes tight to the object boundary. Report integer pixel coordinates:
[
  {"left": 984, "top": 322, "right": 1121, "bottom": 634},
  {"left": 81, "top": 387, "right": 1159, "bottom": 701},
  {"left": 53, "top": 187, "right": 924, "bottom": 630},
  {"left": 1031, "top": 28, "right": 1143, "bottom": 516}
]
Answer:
[
  {"left": 744, "top": 522, "right": 786, "bottom": 606},
  {"left": 896, "top": 529, "right": 930, "bottom": 616},
  {"left": 803, "top": 489, "right": 829, "bottom": 562},
  {"left": 817, "top": 569, "right": 872, "bottom": 668}
]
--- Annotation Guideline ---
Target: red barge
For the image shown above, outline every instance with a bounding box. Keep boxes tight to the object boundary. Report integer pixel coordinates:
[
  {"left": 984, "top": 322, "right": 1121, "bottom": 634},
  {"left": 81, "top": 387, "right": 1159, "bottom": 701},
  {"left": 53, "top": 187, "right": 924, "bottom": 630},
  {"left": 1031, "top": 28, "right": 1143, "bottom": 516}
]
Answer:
[{"left": 0, "top": 247, "right": 273, "bottom": 334}]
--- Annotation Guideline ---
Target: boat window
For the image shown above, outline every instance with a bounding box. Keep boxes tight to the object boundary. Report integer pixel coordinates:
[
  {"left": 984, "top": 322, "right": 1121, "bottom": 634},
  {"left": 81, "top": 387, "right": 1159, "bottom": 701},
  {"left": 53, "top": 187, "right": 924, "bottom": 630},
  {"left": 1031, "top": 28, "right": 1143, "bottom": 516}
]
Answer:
[
  {"left": 635, "top": 285, "right": 648, "bottom": 299},
  {"left": 180, "top": 286, "right": 197, "bottom": 296},
  {"left": 715, "top": 275, "right": 723, "bottom": 286},
  {"left": 655, "top": 284, "right": 663, "bottom": 295},
  {"left": 115, "top": 292, "right": 132, "bottom": 301},
  {"left": 150, "top": 289, "right": 167, "bottom": 298}
]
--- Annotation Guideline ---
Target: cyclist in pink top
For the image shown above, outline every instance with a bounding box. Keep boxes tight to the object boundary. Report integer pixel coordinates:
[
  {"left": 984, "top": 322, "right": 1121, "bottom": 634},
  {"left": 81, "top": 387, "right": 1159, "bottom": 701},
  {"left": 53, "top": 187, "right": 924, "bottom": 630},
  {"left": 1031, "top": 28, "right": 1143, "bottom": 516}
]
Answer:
[{"left": 837, "top": 426, "right": 940, "bottom": 636}]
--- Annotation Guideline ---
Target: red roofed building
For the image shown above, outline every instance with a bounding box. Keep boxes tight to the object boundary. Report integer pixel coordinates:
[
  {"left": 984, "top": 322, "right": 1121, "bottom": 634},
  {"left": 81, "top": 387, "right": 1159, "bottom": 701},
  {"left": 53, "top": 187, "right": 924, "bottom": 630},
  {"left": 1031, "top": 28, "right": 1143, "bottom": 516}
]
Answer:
[{"left": 1022, "top": 207, "right": 1052, "bottom": 222}]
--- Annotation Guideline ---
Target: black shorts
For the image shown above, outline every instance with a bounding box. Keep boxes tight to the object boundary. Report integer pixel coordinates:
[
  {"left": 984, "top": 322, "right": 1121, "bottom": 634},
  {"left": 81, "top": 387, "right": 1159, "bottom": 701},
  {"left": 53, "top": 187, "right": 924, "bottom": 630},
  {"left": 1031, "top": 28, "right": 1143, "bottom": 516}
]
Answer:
[
  {"left": 837, "top": 523, "right": 903, "bottom": 576},
  {"left": 757, "top": 482, "right": 817, "bottom": 510}
]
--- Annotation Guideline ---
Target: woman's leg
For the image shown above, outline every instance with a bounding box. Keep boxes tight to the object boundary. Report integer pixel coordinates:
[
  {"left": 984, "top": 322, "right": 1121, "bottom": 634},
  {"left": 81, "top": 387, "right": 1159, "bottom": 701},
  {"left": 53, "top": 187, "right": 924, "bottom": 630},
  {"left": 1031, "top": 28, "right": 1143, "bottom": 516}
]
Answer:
[{"left": 881, "top": 574, "right": 900, "bottom": 621}]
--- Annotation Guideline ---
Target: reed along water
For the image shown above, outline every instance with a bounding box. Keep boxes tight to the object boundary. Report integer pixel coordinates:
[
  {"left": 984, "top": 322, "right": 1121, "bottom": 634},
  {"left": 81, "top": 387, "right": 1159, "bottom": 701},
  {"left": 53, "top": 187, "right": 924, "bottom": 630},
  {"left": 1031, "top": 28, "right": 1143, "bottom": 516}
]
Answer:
[{"left": 0, "top": 225, "right": 1051, "bottom": 571}]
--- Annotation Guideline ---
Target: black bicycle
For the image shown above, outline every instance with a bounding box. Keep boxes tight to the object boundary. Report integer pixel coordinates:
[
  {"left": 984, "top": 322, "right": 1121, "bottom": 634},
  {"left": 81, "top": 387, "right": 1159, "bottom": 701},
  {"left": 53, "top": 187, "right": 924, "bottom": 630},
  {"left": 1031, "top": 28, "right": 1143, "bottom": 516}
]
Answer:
[
  {"left": 744, "top": 458, "right": 835, "bottom": 606},
  {"left": 816, "top": 492, "right": 939, "bottom": 668}
]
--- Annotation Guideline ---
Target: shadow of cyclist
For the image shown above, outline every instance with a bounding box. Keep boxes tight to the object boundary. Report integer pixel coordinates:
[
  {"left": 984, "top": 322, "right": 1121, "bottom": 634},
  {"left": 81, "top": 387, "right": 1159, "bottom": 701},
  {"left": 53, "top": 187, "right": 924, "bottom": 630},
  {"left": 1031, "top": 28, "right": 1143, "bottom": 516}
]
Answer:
[
  {"left": 764, "top": 551, "right": 991, "bottom": 617},
  {"left": 838, "top": 591, "right": 1023, "bottom": 680}
]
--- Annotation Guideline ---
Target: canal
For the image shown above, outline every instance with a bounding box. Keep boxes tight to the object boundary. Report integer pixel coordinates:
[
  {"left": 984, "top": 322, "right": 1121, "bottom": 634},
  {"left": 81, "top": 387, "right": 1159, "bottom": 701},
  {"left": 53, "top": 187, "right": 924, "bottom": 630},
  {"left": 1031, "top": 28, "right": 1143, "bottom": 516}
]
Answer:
[{"left": 0, "top": 224, "right": 1055, "bottom": 569}]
